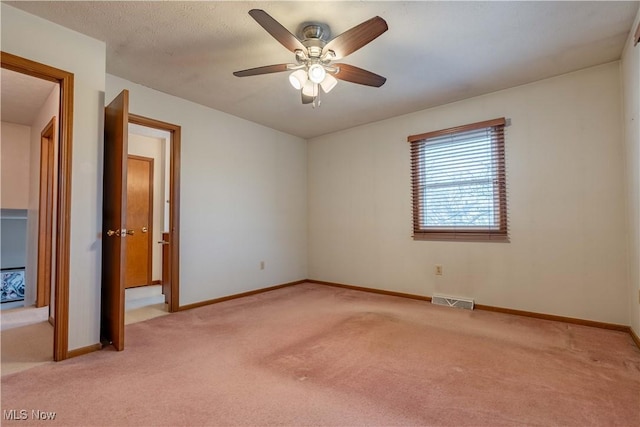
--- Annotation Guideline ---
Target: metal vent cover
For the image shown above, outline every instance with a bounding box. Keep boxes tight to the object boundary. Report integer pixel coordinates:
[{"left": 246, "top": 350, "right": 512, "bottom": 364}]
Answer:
[{"left": 431, "top": 294, "right": 474, "bottom": 310}]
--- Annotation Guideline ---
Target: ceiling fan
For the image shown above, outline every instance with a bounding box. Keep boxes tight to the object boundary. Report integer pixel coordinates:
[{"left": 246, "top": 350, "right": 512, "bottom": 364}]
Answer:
[{"left": 233, "top": 9, "right": 388, "bottom": 107}]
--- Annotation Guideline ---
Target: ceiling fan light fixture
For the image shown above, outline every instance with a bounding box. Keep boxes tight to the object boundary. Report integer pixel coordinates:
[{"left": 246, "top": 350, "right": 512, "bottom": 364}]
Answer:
[
  {"left": 289, "top": 69, "right": 307, "bottom": 90},
  {"left": 320, "top": 74, "right": 338, "bottom": 93},
  {"left": 302, "top": 80, "right": 318, "bottom": 97},
  {"left": 308, "top": 64, "right": 326, "bottom": 84}
]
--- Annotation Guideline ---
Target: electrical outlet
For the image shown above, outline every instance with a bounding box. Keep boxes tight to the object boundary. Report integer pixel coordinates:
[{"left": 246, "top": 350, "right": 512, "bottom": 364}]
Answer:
[
  {"left": 260, "top": 261, "right": 265, "bottom": 270},
  {"left": 435, "top": 265, "right": 443, "bottom": 276}
]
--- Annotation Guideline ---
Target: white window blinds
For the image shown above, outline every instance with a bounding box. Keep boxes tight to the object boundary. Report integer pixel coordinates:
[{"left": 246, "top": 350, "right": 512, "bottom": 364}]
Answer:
[{"left": 408, "top": 118, "right": 508, "bottom": 241}]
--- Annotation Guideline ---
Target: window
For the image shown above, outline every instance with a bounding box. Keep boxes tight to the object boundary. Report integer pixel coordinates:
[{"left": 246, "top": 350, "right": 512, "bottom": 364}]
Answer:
[{"left": 408, "top": 118, "right": 508, "bottom": 241}]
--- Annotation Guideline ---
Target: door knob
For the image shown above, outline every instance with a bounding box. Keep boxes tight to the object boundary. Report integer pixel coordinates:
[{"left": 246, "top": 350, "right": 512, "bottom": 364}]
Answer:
[
  {"left": 106, "top": 229, "right": 121, "bottom": 237},
  {"left": 141, "top": 227, "right": 148, "bottom": 233},
  {"left": 126, "top": 229, "right": 135, "bottom": 236},
  {"left": 158, "top": 240, "right": 170, "bottom": 245}
]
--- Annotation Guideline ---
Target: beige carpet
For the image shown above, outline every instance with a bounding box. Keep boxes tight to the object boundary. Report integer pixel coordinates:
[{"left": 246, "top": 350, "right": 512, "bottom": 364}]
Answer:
[
  {"left": 124, "top": 302, "right": 168, "bottom": 325},
  {"left": 0, "top": 306, "right": 48, "bottom": 330},
  {"left": 1, "top": 282, "right": 639, "bottom": 426},
  {"left": 0, "top": 321, "right": 53, "bottom": 376},
  {"left": 1, "top": 289, "right": 167, "bottom": 377}
]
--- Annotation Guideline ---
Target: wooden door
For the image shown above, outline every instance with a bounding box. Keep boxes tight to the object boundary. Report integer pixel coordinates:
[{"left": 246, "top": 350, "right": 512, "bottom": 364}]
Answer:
[
  {"left": 101, "top": 90, "right": 128, "bottom": 351},
  {"left": 125, "top": 155, "right": 153, "bottom": 288}
]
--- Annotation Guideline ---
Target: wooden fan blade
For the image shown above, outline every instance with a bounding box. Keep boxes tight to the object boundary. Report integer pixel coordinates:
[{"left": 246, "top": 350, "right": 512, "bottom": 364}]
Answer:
[
  {"left": 248, "top": 9, "right": 306, "bottom": 53},
  {"left": 322, "top": 16, "right": 388, "bottom": 59},
  {"left": 334, "top": 64, "right": 386, "bottom": 87},
  {"left": 302, "top": 92, "right": 314, "bottom": 104},
  {"left": 233, "top": 64, "right": 290, "bottom": 77}
]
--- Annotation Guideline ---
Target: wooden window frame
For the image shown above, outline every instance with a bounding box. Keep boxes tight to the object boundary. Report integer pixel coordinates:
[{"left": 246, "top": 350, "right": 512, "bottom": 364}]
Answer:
[{"left": 408, "top": 118, "right": 508, "bottom": 242}]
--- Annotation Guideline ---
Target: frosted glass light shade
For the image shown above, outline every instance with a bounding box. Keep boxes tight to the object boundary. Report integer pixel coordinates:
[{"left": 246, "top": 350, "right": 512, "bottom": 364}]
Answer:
[
  {"left": 289, "top": 69, "right": 307, "bottom": 90},
  {"left": 320, "top": 74, "right": 338, "bottom": 93},
  {"left": 308, "top": 64, "right": 326, "bottom": 84}
]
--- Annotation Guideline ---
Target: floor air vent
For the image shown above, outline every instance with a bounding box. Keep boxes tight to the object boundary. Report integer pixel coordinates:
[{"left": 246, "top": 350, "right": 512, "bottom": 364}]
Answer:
[{"left": 431, "top": 294, "right": 474, "bottom": 310}]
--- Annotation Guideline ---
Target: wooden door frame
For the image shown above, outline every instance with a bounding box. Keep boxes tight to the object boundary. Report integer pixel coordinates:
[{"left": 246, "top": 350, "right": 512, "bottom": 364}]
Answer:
[
  {"left": 128, "top": 114, "right": 180, "bottom": 312},
  {"left": 1, "top": 52, "right": 74, "bottom": 361},
  {"left": 125, "top": 154, "right": 154, "bottom": 288},
  {"left": 36, "top": 117, "right": 56, "bottom": 309}
]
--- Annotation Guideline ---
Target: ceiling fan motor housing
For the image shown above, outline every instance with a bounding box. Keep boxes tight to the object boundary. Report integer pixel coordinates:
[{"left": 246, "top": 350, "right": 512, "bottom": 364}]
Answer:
[
  {"left": 300, "top": 24, "right": 330, "bottom": 58},
  {"left": 299, "top": 23, "right": 330, "bottom": 42}
]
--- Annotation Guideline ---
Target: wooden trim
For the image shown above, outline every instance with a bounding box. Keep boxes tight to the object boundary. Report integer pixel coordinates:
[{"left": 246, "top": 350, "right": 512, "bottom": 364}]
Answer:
[
  {"left": 151, "top": 280, "right": 161, "bottom": 285},
  {"left": 178, "top": 280, "right": 306, "bottom": 311},
  {"left": 308, "top": 279, "right": 632, "bottom": 333},
  {"left": 474, "top": 304, "right": 629, "bottom": 332},
  {"left": 407, "top": 117, "right": 506, "bottom": 142},
  {"left": 2, "top": 51, "right": 74, "bottom": 362},
  {"left": 36, "top": 117, "right": 56, "bottom": 308},
  {"left": 169, "top": 127, "right": 180, "bottom": 313},
  {"left": 1, "top": 52, "right": 63, "bottom": 83},
  {"left": 307, "top": 279, "right": 432, "bottom": 301},
  {"left": 412, "top": 233, "right": 510, "bottom": 243},
  {"left": 66, "top": 343, "right": 102, "bottom": 359},
  {"left": 147, "top": 157, "right": 154, "bottom": 287},
  {"left": 161, "top": 232, "right": 171, "bottom": 305},
  {"left": 630, "top": 327, "right": 640, "bottom": 350},
  {"left": 56, "top": 64, "right": 73, "bottom": 362},
  {"left": 128, "top": 114, "right": 181, "bottom": 313}
]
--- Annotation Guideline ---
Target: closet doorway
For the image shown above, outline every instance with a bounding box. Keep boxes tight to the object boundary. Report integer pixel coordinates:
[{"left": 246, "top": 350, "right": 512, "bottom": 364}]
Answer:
[{"left": 122, "top": 123, "right": 174, "bottom": 324}]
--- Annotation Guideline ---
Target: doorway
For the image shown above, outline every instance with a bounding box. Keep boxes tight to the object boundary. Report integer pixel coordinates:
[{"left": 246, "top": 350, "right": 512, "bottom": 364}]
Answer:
[
  {"left": 101, "top": 89, "right": 180, "bottom": 351},
  {"left": 1, "top": 51, "right": 74, "bottom": 362},
  {"left": 128, "top": 115, "right": 180, "bottom": 315},
  {"left": 123, "top": 124, "right": 173, "bottom": 324}
]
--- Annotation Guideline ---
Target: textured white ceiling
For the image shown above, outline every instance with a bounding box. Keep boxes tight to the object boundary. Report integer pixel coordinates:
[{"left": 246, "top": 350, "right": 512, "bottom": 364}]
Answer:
[
  {"left": 1, "top": 68, "right": 57, "bottom": 125},
  {"left": 6, "top": 1, "right": 639, "bottom": 138}
]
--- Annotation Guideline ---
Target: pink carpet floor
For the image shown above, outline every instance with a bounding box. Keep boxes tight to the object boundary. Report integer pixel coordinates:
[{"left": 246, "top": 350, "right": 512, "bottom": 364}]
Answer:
[{"left": 2, "top": 282, "right": 639, "bottom": 426}]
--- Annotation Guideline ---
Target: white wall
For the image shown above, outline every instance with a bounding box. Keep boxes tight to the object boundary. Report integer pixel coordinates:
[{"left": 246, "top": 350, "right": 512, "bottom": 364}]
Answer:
[
  {"left": 1, "top": 217, "right": 27, "bottom": 269},
  {"left": 0, "top": 122, "right": 31, "bottom": 274},
  {"left": 1, "top": 4, "right": 106, "bottom": 350},
  {"left": 0, "top": 120, "right": 29, "bottom": 299},
  {"left": 0, "top": 122, "right": 31, "bottom": 209},
  {"left": 622, "top": 7, "right": 640, "bottom": 335},
  {"left": 308, "top": 62, "right": 629, "bottom": 325},
  {"left": 106, "top": 74, "right": 308, "bottom": 306}
]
